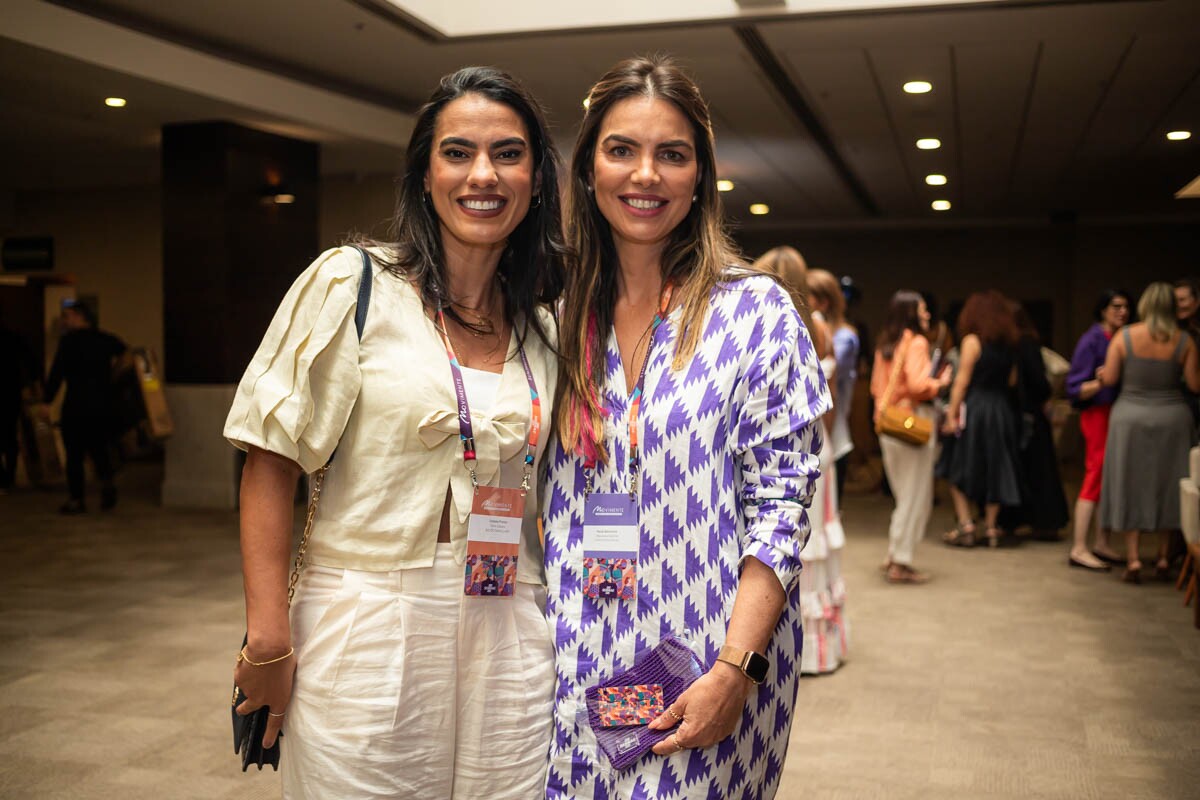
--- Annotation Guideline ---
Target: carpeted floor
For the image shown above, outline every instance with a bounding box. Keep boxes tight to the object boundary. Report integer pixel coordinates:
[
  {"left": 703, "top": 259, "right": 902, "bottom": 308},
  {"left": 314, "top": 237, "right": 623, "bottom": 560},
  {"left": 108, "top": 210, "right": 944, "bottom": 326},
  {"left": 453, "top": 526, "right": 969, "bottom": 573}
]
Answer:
[{"left": 0, "top": 464, "right": 1196, "bottom": 799}]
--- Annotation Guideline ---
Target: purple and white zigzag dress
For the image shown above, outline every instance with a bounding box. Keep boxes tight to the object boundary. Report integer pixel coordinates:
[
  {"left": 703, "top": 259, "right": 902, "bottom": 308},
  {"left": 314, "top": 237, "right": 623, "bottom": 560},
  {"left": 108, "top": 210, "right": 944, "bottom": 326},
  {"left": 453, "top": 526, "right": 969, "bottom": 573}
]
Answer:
[{"left": 543, "top": 275, "right": 831, "bottom": 799}]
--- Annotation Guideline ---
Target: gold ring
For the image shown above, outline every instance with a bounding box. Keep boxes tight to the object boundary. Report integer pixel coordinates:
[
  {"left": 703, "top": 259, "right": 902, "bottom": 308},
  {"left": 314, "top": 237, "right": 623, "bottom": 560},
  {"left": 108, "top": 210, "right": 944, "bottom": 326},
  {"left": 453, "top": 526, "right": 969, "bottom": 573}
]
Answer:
[
  {"left": 672, "top": 733, "right": 685, "bottom": 752},
  {"left": 268, "top": 712, "right": 286, "bottom": 717},
  {"left": 666, "top": 707, "right": 683, "bottom": 722}
]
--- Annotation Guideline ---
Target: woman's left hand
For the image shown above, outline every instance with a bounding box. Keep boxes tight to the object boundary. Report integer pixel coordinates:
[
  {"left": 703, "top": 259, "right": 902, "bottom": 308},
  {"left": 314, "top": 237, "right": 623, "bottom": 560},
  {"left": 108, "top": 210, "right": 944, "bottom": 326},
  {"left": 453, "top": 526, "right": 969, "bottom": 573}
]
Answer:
[{"left": 647, "top": 662, "right": 752, "bottom": 756}]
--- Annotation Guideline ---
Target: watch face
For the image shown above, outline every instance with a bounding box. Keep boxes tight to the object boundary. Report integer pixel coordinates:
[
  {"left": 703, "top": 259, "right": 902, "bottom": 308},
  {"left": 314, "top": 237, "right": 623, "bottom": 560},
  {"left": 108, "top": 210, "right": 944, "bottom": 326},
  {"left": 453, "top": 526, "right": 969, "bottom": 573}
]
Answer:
[{"left": 745, "top": 652, "right": 769, "bottom": 684}]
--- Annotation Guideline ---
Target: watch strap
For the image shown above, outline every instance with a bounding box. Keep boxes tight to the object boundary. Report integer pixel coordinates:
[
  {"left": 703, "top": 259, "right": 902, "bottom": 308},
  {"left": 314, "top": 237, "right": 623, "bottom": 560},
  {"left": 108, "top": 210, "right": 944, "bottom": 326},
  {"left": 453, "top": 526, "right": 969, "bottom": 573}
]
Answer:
[{"left": 716, "top": 644, "right": 768, "bottom": 684}]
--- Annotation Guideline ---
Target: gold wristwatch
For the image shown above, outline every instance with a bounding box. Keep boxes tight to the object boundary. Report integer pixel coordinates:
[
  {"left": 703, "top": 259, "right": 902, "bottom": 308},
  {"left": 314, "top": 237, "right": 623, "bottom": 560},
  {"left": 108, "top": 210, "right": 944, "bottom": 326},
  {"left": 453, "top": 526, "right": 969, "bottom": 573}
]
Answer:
[{"left": 716, "top": 644, "right": 769, "bottom": 685}]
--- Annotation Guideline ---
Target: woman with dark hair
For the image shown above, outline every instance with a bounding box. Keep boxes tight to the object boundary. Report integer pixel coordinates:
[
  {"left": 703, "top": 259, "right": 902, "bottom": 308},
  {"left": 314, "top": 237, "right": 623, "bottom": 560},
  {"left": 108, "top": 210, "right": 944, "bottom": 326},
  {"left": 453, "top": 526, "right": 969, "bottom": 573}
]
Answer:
[
  {"left": 224, "top": 67, "right": 565, "bottom": 797},
  {"left": 1099, "top": 282, "right": 1200, "bottom": 582},
  {"left": 870, "top": 291, "right": 951, "bottom": 583},
  {"left": 544, "top": 55, "right": 829, "bottom": 798},
  {"left": 941, "top": 290, "right": 1023, "bottom": 548},
  {"left": 999, "top": 303, "right": 1069, "bottom": 537},
  {"left": 1064, "top": 289, "right": 1129, "bottom": 569}
]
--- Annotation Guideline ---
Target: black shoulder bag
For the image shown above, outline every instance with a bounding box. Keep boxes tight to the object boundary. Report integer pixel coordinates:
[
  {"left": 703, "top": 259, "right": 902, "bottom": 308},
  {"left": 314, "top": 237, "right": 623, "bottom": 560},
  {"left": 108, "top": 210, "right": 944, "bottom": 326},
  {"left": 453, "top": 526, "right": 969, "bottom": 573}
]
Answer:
[{"left": 231, "top": 246, "right": 373, "bottom": 771}]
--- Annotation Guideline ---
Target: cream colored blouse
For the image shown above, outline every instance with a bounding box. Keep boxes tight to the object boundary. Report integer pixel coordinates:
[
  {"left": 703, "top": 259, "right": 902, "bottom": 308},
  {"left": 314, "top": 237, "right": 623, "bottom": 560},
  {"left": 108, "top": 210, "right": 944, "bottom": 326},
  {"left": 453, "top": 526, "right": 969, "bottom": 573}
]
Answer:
[{"left": 224, "top": 246, "right": 558, "bottom": 584}]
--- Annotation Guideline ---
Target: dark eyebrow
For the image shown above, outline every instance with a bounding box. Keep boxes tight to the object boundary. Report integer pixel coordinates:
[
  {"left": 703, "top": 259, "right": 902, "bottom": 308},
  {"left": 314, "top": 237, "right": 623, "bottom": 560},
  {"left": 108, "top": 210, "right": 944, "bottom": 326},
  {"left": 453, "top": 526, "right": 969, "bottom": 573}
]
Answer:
[
  {"left": 439, "top": 136, "right": 528, "bottom": 150},
  {"left": 600, "top": 133, "right": 693, "bottom": 151},
  {"left": 601, "top": 134, "right": 639, "bottom": 147},
  {"left": 491, "top": 137, "right": 527, "bottom": 149}
]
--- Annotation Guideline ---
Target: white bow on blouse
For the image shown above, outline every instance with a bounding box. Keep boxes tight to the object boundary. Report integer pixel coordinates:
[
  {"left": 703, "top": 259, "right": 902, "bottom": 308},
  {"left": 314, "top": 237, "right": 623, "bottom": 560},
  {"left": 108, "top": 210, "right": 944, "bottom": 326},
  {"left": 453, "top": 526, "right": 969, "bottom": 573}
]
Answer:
[{"left": 417, "top": 409, "right": 528, "bottom": 524}]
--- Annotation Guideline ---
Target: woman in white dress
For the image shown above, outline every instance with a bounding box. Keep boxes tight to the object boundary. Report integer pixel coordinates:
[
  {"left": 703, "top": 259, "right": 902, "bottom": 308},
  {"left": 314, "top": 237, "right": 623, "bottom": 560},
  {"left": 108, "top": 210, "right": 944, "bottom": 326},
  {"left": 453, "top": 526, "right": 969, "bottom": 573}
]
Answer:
[{"left": 755, "top": 248, "right": 848, "bottom": 674}]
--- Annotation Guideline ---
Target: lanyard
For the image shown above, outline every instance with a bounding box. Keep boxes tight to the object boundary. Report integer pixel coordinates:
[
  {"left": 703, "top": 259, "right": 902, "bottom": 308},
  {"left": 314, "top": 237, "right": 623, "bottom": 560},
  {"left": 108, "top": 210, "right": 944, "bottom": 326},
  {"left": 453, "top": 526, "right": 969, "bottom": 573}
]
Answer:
[
  {"left": 585, "top": 283, "right": 673, "bottom": 497},
  {"left": 435, "top": 305, "right": 541, "bottom": 491}
]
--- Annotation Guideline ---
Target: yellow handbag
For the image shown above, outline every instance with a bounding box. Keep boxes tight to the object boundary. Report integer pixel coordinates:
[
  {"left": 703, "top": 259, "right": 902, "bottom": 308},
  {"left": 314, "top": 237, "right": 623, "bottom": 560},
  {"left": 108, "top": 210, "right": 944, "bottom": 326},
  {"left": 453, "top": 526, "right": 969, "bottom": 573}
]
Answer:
[{"left": 875, "top": 337, "right": 933, "bottom": 446}]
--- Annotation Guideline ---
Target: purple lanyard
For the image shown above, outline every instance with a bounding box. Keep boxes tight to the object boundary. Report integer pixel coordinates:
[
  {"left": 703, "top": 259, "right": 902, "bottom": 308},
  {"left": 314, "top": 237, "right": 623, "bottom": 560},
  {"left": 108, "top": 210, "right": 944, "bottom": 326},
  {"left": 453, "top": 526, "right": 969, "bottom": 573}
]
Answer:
[{"left": 435, "top": 304, "right": 542, "bottom": 490}]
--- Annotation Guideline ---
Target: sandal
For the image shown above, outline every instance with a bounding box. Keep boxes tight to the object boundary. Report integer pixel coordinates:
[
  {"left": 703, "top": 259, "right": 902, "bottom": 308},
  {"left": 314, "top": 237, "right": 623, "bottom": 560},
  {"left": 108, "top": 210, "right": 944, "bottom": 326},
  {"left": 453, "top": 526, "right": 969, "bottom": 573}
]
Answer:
[
  {"left": 943, "top": 521, "right": 977, "bottom": 548},
  {"left": 885, "top": 564, "right": 930, "bottom": 585},
  {"left": 1122, "top": 561, "right": 1142, "bottom": 584},
  {"left": 984, "top": 528, "right": 1003, "bottom": 549}
]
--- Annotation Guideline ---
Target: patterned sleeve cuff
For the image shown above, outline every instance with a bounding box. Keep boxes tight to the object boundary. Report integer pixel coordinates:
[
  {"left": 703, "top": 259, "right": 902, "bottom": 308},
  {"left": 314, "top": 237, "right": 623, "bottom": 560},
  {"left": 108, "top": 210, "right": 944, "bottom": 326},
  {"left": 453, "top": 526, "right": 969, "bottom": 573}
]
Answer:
[{"left": 740, "top": 523, "right": 805, "bottom": 590}]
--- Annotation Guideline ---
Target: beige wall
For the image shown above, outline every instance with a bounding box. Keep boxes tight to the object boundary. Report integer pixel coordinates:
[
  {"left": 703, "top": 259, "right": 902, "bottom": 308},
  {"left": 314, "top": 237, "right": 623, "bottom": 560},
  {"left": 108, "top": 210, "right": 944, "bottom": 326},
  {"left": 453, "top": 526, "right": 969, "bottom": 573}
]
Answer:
[
  {"left": 3, "top": 173, "right": 399, "bottom": 375},
  {"left": 5, "top": 186, "right": 164, "bottom": 367}
]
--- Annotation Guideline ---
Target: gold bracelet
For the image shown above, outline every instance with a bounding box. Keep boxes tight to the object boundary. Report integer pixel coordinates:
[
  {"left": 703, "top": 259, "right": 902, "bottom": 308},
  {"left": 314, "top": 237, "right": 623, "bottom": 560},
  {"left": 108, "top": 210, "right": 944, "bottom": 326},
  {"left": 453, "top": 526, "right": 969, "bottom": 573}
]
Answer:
[{"left": 237, "top": 646, "right": 294, "bottom": 667}]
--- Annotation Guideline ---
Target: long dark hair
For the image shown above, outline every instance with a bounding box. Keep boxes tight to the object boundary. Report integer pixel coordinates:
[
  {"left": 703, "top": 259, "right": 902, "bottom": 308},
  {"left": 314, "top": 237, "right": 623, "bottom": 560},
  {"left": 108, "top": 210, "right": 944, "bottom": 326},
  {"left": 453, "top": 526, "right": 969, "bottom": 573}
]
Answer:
[
  {"left": 1092, "top": 288, "right": 1130, "bottom": 322},
  {"left": 359, "top": 66, "right": 565, "bottom": 348},
  {"left": 556, "top": 53, "right": 747, "bottom": 465},
  {"left": 877, "top": 290, "right": 925, "bottom": 360}
]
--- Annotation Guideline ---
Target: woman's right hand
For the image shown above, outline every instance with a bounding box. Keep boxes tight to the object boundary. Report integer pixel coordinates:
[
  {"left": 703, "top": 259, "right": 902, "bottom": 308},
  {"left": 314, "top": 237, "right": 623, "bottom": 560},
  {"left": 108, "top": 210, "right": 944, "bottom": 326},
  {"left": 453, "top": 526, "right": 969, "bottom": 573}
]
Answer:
[{"left": 234, "top": 644, "right": 296, "bottom": 748}]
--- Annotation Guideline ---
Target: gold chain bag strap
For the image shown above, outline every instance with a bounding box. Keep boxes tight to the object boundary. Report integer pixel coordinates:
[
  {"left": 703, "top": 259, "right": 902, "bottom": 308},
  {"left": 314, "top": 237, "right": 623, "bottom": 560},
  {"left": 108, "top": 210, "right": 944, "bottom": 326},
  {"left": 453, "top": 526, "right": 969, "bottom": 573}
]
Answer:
[
  {"left": 875, "top": 334, "right": 933, "bottom": 446},
  {"left": 231, "top": 247, "right": 372, "bottom": 771}
]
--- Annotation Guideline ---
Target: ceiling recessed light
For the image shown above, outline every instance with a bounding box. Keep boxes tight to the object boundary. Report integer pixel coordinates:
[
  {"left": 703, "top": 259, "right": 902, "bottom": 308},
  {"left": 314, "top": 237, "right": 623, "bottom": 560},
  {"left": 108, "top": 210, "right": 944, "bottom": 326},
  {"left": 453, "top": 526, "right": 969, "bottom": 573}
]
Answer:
[
  {"left": 749, "top": 203, "right": 770, "bottom": 216},
  {"left": 931, "top": 200, "right": 951, "bottom": 211},
  {"left": 582, "top": 97, "right": 591, "bottom": 110},
  {"left": 916, "top": 138, "right": 941, "bottom": 150},
  {"left": 273, "top": 194, "right": 296, "bottom": 204},
  {"left": 104, "top": 97, "right": 126, "bottom": 108},
  {"left": 903, "top": 81, "right": 932, "bottom": 94},
  {"left": 1167, "top": 130, "right": 1192, "bottom": 141},
  {"left": 717, "top": 179, "right": 735, "bottom": 192},
  {"left": 925, "top": 174, "right": 948, "bottom": 186}
]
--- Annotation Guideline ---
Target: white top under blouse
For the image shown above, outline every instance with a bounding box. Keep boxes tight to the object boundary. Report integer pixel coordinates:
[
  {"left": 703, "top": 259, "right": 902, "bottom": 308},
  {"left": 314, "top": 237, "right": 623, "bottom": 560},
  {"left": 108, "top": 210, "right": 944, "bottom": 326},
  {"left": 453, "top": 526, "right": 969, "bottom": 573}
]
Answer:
[{"left": 223, "top": 246, "right": 558, "bottom": 584}]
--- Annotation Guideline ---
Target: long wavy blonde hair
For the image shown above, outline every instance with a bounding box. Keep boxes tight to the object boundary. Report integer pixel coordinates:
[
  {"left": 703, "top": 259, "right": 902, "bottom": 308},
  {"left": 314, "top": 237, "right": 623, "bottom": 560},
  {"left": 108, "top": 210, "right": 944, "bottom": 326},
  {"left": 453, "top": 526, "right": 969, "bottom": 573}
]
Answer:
[{"left": 555, "top": 54, "right": 749, "bottom": 466}]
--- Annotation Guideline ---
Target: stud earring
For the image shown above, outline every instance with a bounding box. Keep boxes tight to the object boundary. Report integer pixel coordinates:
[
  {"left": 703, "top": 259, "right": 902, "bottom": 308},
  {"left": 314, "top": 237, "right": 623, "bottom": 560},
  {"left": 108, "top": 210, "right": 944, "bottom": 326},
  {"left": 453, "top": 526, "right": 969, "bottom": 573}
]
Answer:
[{"left": 692, "top": 193, "right": 698, "bottom": 202}]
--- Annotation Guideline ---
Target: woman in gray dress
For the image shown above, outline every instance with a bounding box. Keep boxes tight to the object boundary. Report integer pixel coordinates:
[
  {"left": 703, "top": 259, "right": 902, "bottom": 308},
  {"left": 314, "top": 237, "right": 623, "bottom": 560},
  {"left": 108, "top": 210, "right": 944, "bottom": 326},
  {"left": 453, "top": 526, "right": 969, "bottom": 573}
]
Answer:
[{"left": 1099, "top": 282, "right": 1200, "bottom": 583}]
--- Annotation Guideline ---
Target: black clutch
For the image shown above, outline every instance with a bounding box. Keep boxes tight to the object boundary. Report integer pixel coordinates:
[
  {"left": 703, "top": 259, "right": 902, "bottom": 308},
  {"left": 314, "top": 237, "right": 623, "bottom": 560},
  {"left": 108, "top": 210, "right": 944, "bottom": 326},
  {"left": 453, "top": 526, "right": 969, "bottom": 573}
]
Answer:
[{"left": 232, "top": 634, "right": 281, "bottom": 771}]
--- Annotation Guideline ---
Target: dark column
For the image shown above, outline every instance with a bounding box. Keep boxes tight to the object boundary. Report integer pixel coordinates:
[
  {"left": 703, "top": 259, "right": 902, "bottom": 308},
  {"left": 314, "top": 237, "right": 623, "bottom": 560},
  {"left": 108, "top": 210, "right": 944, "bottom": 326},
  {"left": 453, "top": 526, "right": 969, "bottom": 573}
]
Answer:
[
  {"left": 160, "top": 123, "right": 318, "bottom": 507},
  {"left": 162, "top": 122, "right": 318, "bottom": 383}
]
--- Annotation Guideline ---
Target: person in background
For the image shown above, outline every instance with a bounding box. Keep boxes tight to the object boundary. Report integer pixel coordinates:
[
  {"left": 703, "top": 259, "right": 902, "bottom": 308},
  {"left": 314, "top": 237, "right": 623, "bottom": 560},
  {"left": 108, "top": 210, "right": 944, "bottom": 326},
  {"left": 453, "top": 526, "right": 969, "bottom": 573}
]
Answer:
[
  {"left": 808, "top": 268, "right": 860, "bottom": 503},
  {"left": 1173, "top": 278, "right": 1200, "bottom": 424},
  {"left": 999, "top": 303, "right": 1070, "bottom": 540},
  {"left": 0, "top": 307, "right": 37, "bottom": 491},
  {"left": 1099, "top": 282, "right": 1200, "bottom": 583},
  {"left": 757, "top": 252, "right": 848, "bottom": 675},
  {"left": 871, "top": 291, "right": 952, "bottom": 583},
  {"left": 41, "top": 300, "right": 126, "bottom": 514},
  {"left": 941, "top": 291, "right": 1023, "bottom": 548},
  {"left": 1064, "top": 289, "right": 1129, "bottom": 569}
]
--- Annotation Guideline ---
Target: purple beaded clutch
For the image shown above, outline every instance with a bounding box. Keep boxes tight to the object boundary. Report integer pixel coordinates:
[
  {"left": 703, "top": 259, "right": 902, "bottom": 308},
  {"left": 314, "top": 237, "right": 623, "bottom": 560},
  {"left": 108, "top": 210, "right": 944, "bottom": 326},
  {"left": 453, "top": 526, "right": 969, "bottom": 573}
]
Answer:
[{"left": 585, "top": 636, "right": 705, "bottom": 771}]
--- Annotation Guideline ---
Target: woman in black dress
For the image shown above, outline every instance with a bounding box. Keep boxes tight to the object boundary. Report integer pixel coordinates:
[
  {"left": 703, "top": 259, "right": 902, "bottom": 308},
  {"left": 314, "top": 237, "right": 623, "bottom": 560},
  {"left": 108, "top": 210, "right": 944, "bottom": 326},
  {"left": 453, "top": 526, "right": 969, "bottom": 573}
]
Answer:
[
  {"left": 941, "top": 291, "right": 1023, "bottom": 548},
  {"left": 998, "top": 304, "right": 1069, "bottom": 537}
]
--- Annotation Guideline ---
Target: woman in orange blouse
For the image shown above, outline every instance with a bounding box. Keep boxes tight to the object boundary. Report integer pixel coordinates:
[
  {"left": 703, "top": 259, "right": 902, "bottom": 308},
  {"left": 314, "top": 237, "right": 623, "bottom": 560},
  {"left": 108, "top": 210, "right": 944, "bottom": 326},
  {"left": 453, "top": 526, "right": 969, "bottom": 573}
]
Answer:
[{"left": 871, "top": 291, "right": 951, "bottom": 583}]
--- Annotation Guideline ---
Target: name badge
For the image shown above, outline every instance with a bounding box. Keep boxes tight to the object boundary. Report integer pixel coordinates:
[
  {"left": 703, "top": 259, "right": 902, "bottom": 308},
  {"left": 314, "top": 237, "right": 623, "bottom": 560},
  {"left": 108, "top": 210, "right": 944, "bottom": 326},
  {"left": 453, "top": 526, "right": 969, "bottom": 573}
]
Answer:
[
  {"left": 465, "top": 486, "right": 525, "bottom": 597},
  {"left": 582, "top": 493, "right": 638, "bottom": 601}
]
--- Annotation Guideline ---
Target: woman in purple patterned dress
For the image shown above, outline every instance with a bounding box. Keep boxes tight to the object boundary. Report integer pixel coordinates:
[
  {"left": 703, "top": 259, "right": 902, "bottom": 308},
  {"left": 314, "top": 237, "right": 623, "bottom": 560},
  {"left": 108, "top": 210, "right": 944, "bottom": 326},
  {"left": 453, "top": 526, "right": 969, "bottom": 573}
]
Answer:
[{"left": 543, "top": 55, "right": 830, "bottom": 799}]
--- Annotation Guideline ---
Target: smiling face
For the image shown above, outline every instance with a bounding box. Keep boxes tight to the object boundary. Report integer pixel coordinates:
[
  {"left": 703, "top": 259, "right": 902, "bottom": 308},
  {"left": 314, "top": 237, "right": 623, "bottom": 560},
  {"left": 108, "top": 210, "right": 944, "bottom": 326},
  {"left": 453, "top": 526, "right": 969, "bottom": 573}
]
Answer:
[
  {"left": 590, "top": 96, "right": 700, "bottom": 253},
  {"left": 1175, "top": 285, "right": 1196, "bottom": 321},
  {"left": 424, "top": 93, "right": 537, "bottom": 254}
]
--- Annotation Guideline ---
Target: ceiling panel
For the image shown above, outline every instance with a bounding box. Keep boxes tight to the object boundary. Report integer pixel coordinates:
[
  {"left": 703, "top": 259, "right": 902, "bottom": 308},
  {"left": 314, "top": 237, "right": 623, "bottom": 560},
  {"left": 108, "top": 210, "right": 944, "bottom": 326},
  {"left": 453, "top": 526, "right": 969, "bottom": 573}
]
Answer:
[
  {"left": 1006, "top": 34, "right": 1133, "bottom": 212},
  {"left": 778, "top": 46, "right": 915, "bottom": 215},
  {"left": 954, "top": 40, "right": 1040, "bottom": 215}
]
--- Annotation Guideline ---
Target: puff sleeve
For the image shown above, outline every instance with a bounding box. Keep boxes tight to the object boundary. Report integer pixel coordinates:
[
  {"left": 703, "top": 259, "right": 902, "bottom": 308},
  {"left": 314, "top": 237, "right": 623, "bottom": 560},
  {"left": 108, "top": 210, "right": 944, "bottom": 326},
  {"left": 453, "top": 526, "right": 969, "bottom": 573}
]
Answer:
[
  {"left": 224, "top": 247, "right": 364, "bottom": 474},
  {"left": 732, "top": 281, "right": 832, "bottom": 590}
]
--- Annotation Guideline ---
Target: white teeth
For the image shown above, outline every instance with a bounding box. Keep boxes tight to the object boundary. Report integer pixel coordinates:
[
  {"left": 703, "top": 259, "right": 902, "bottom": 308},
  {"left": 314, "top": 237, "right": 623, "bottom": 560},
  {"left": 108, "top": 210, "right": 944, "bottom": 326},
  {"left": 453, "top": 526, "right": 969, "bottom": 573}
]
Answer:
[
  {"left": 462, "top": 199, "right": 503, "bottom": 211},
  {"left": 624, "top": 198, "right": 666, "bottom": 210}
]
